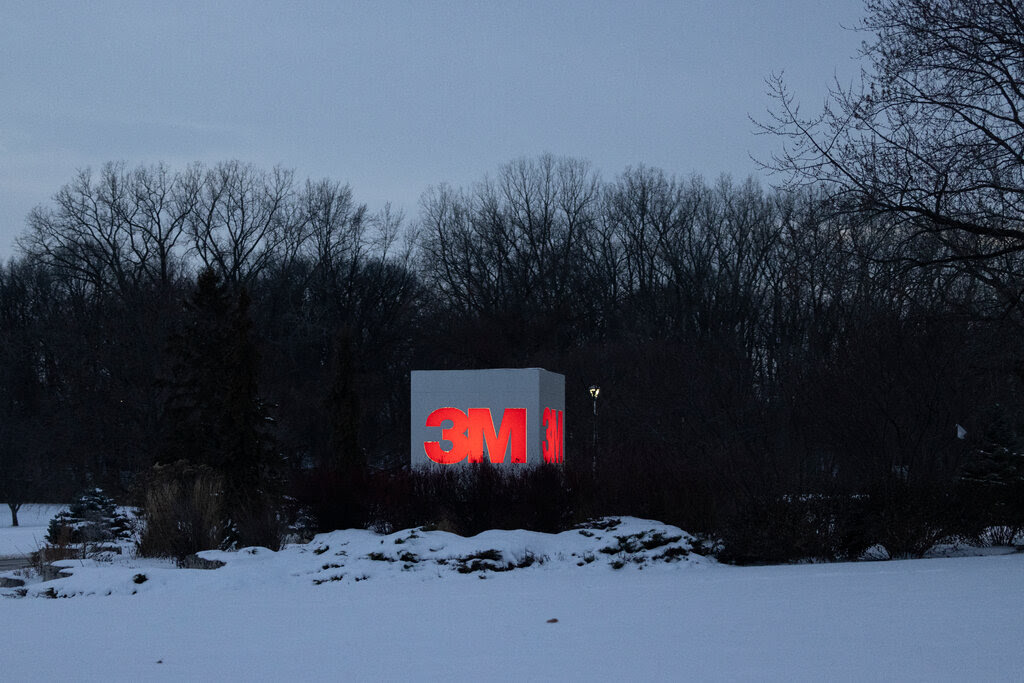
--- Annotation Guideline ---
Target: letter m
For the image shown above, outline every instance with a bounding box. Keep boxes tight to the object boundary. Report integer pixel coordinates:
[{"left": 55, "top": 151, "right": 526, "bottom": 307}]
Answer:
[{"left": 468, "top": 408, "right": 527, "bottom": 464}]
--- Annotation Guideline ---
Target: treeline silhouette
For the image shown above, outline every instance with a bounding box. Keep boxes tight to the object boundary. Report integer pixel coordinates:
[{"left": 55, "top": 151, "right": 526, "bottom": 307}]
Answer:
[{"left": 2, "top": 156, "right": 1022, "bottom": 560}]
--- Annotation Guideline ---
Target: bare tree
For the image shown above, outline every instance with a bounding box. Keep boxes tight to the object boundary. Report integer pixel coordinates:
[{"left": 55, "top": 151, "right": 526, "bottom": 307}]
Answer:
[
  {"left": 300, "top": 178, "right": 367, "bottom": 301},
  {"left": 18, "top": 162, "right": 195, "bottom": 298},
  {"left": 761, "top": 0, "right": 1024, "bottom": 304},
  {"left": 186, "top": 161, "right": 303, "bottom": 287},
  {"left": 126, "top": 162, "right": 196, "bottom": 291},
  {"left": 419, "top": 155, "right": 598, "bottom": 315}
]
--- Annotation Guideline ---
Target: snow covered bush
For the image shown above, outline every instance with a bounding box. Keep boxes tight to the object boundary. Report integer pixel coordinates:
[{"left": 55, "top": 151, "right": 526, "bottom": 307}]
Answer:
[{"left": 45, "top": 488, "right": 131, "bottom": 545}]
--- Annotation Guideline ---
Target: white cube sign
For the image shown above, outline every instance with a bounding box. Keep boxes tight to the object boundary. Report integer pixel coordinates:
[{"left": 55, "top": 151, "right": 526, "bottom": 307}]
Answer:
[{"left": 410, "top": 368, "right": 565, "bottom": 467}]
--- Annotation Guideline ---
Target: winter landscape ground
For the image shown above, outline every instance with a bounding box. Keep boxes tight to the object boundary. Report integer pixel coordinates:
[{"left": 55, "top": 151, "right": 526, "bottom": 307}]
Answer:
[{"left": 2, "top": 505, "right": 1023, "bottom": 681}]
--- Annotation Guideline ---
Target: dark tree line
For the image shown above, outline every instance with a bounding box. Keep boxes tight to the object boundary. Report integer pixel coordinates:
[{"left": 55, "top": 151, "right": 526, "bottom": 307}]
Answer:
[{"left": 0, "top": 152, "right": 1020, "bottom": 553}]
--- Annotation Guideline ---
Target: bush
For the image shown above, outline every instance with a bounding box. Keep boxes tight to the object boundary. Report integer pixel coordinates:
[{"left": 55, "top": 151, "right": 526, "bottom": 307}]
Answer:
[
  {"left": 310, "top": 464, "right": 576, "bottom": 537},
  {"left": 45, "top": 488, "right": 132, "bottom": 546},
  {"left": 983, "top": 525, "right": 1022, "bottom": 546},
  {"left": 958, "top": 455, "right": 1024, "bottom": 546},
  {"left": 587, "top": 447, "right": 717, "bottom": 535},
  {"left": 137, "top": 461, "right": 226, "bottom": 560},
  {"left": 223, "top": 495, "right": 285, "bottom": 551},
  {"left": 290, "top": 465, "right": 368, "bottom": 534},
  {"left": 32, "top": 522, "right": 84, "bottom": 571},
  {"left": 715, "top": 477, "right": 979, "bottom": 564},
  {"left": 855, "top": 478, "right": 965, "bottom": 559},
  {"left": 717, "top": 493, "right": 867, "bottom": 565}
]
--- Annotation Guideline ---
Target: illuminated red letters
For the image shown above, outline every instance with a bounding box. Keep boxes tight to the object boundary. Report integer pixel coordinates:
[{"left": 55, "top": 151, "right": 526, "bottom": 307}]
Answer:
[
  {"left": 469, "top": 408, "right": 527, "bottom": 464},
  {"left": 424, "top": 407, "right": 527, "bottom": 464},
  {"left": 423, "top": 407, "right": 469, "bottom": 464},
  {"left": 542, "top": 408, "right": 564, "bottom": 464}
]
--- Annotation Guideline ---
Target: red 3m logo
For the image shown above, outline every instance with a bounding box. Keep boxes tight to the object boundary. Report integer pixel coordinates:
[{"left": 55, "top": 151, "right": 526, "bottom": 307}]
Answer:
[
  {"left": 424, "top": 408, "right": 527, "bottom": 464},
  {"left": 423, "top": 407, "right": 564, "bottom": 465}
]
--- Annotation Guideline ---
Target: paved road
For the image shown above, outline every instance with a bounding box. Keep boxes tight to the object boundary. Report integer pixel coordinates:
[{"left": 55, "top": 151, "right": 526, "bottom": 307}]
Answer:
[{"left": 0, "top": 556, "right": 31, "bottom": 572}]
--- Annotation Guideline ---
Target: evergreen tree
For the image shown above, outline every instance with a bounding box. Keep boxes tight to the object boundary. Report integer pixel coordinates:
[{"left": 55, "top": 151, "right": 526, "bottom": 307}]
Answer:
[
  {"left": 959, "top": 409, "right": 1024, "bottom": 539},
  {"left": 326, "top": 328, "right": 362, "bottom": 475},
  {"left": 159, "top": 268, "right": 281, "bottom": 549},
  {"left": 295, "top": 328, "right": 366, "bottom": 534},
  {"left": 46, "top": 488, "right": 131, "bottom": 545},
  {"left": 319, "top": 328, "right": 366, "bottom": 529}
]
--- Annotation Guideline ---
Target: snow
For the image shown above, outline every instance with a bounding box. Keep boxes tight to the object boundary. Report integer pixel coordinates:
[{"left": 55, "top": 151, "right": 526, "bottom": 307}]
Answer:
[
  {"left": 1, "top": 514, "right": 1022, "bottom": 680},
  {"left": 0, "top": 503, "right": 65, "bottom": 558},
  {"left": 10, "top": 517, "right": 710, "bottom": 598}
]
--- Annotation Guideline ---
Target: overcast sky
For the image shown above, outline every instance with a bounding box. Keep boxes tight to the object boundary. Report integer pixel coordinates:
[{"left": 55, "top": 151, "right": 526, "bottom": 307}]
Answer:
[{"left": 0, "top": 0, "right": 865, "bottom": 257}]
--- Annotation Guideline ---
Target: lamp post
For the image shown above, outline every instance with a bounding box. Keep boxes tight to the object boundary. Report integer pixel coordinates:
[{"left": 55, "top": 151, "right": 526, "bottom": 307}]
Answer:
[{"left": 589, "top": 385, "right": 600, "bottom": 477}]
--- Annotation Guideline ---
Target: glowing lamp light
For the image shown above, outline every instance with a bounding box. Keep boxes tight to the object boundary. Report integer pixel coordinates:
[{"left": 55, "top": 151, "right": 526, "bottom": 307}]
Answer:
[{"left": 588, "top": 384, "right": 601, "bottom": 475}]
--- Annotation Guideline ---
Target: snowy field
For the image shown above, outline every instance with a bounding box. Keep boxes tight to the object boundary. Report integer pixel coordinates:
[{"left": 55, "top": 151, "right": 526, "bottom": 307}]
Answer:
[
  {"left": 0, "top": 504, "right": 65, "bottom": 558},
  {"left": 1, "top": 514, "right": 1022, "bottom": 681}
]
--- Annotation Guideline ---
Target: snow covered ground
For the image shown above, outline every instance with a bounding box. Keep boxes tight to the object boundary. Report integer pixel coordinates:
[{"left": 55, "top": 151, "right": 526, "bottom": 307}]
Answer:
[
  {"left": 0, "top": 503, "right": 65, "bottom": 558},
  {"left": 1, "top": 514, "right": 1022, "bottom": 681}
]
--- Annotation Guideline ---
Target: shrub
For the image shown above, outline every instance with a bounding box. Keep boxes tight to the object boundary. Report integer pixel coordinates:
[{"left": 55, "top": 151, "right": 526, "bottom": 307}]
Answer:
[
  {"left": 587, "top": 447, "right": 717, "bottom": 536},
  {"left": 45, "top": 488, "right": 132, "bottom": 546},
  {"left": 290, "top": 465, "right": 368, "bottom": 534},
  {"left": 223, "top": 496, "right": 285, "bottom": 551},
  {"left": 137, "top": 461, "right": 226, "bottom": 560},
  {"left": 856, "top": 478, "right": 965, "bottom": 559},
  {"left": 32, "top": 522, "right": 83, "bottom": 572},
  {"left": 352, "top": 464, "right": 574, "bottom": 537},
  {"left": 984, "top": 525, "right": 1022, "bottom": 546},
  {"left": 717, "top": 493, "right": 866, "bottom": 565}
]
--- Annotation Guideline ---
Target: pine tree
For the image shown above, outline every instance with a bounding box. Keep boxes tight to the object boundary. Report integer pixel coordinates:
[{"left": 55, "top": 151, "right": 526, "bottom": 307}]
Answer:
[
  {"left": 158, "top": 268, "right": 281, "bottom": 549},
  {"left": 46, "top": 488, "right": 131, "bottom": 545},
  {"left": 959, "top": 409, "right": 1024, "bottom": 540},
  {"left": 327, "top": 328, "right": 362, "bottom": 475},
  {"left": 319, "top": 328, "right": 366, "bottom": 529}
]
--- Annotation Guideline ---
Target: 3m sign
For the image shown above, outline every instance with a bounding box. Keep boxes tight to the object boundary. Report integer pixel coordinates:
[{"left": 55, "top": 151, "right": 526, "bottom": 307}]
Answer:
[{"left": 411, "top": 369, "right": 565, "bottom": 467}]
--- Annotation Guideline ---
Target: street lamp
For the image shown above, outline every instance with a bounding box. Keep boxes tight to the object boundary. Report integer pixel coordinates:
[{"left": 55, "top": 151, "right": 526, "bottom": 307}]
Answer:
[{"left": 589, "top": 385, "right": 600, "bottom": 476}]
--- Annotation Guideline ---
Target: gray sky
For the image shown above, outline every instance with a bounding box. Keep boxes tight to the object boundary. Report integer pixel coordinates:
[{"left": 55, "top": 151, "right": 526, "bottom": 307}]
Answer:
[{"left": 0, "top": 0, "right": 865, "bottom": 257}]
